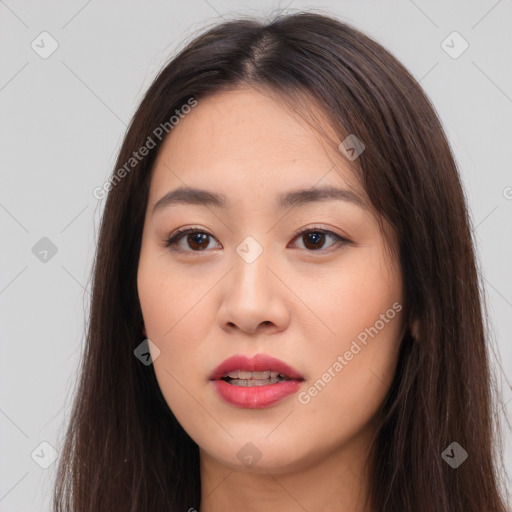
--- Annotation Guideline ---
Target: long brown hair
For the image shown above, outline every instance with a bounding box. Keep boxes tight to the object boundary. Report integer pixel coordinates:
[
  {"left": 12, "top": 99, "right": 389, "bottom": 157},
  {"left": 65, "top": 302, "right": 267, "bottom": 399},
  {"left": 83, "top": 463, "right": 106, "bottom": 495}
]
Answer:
[{"left": 53, "top": 11, "right": 509, "bottom": 512}]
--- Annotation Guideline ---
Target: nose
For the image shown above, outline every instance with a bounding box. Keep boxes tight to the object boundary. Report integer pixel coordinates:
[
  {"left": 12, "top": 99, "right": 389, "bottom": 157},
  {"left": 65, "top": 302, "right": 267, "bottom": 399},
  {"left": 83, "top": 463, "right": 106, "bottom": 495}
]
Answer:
[{"left": 216, "top": 247, "right": 290, "bottom": 335}]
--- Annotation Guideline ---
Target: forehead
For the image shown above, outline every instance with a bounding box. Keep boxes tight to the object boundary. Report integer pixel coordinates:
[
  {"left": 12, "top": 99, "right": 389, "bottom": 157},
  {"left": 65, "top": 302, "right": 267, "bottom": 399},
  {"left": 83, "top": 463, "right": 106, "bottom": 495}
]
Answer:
[{"left": 149, "top": 87, "right": 365, "bottom": 203}]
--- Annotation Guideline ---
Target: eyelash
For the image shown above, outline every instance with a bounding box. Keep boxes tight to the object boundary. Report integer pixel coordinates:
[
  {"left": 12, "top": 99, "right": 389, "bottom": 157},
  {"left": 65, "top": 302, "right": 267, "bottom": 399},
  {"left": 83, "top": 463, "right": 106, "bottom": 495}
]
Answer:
[{"left": 164, "top": 225, "right": 351, "bottom": 254}]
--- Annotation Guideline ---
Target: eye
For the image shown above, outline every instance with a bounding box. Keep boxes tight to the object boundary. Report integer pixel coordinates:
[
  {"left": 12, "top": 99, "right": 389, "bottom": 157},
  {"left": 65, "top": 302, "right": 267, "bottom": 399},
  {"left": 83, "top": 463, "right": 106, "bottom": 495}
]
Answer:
[
  {"left": 165, "top": 227, "right": 221, "bottom": 252},
  {"left": 291, "top": 227, "right": 351, "bottom": 252},
  {"left": 165, "top": 226, "right": 351, "bottom": 254}
]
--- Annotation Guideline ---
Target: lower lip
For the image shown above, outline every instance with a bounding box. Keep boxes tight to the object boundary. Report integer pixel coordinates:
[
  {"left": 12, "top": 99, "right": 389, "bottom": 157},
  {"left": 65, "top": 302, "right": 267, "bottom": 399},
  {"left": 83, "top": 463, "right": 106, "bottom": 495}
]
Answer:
[{"left": 211, "top": 379, "right": 302, "bottom": 408}]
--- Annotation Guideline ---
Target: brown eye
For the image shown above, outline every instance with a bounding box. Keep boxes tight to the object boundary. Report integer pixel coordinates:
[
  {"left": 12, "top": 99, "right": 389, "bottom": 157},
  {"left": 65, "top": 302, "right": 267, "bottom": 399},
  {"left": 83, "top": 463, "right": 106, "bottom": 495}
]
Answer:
[
  {"left": 165, "top": 227, "right": 350, "bottom": 254},
  {"left": 185, "top": 232, "right": 210, "bottom": 250},
  {"left": 302, "top": 231, "right": 327, "bottom": 250},
  {"left": 293, "top": 229, "right": 350, "bottom": 251},
  {"left": 165, "top": 228, "right": 221, "bottom": 252}
]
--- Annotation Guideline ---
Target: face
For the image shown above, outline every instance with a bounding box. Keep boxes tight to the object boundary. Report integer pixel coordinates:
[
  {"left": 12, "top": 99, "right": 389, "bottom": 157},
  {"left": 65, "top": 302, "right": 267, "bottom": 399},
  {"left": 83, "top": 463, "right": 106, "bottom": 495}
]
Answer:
[{"left": 137, "top": 87, "right": 404, "bottom": 474}]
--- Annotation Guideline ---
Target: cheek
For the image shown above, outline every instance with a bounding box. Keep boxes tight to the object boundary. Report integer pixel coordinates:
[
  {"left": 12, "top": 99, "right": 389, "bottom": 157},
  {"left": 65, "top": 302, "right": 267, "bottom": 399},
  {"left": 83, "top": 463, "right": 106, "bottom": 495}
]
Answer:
[
  {"left": 298, "top": 319, "right": 402, "bottom": 452},
  {"left": 295, "top": 304, "right": 402, "bottom": 458},
  {"left": 296, "top": 243, "right": 403, "bottom": 350},
  {"left": 137, "top": 253, "right": 217, "bottom": 411},
  {"left": 137, "top": 251, "right": 214, "bottom": 343},
  {"left": 294, "top": 245, "right": 403, "bottom": 425}
]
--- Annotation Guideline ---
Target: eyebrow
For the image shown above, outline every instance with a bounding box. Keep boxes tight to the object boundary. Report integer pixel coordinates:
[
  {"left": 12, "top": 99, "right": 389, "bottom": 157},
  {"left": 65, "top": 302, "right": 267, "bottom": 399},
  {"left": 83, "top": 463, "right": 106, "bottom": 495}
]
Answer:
[{"left": 152, "top": 185, "right": 366, "bottom": 215}]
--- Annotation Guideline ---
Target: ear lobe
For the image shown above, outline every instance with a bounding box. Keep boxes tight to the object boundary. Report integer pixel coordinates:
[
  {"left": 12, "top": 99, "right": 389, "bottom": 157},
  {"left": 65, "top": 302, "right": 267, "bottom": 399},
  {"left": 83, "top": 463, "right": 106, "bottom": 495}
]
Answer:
[{"left": 410, "top": 318, "right": 419, "bottom": 340}]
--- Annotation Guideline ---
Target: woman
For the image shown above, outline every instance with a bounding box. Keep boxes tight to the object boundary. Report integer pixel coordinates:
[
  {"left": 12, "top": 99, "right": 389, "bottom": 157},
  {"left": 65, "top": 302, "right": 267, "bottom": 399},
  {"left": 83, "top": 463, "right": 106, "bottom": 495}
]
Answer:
[{"left": 53, "top": 11, "right": 509, "bottom": 512}]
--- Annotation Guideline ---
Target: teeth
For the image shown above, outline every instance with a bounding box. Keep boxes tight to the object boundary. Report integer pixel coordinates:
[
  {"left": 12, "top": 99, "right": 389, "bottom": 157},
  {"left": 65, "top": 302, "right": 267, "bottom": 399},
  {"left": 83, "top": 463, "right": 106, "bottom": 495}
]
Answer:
[
  {"left": 229, "top": 377, "right": 283, "bottom": 387},
  {"left": 225, "top": 370, "right": 283, "bottom": 380}
]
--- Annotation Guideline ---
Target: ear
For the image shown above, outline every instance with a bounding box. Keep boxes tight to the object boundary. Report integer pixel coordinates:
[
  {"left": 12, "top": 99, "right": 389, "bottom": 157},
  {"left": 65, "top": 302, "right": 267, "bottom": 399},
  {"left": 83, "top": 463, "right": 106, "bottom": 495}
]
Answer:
[{"left": 410, "top": 317, "right": 419, "bottom": 340}]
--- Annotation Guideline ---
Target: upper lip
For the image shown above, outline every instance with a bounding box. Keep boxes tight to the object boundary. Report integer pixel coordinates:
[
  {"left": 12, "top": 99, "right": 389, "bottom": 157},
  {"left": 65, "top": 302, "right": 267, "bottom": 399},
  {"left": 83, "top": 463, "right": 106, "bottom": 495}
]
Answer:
[{"left": 209, "top": 354, "right": 304, "bottom": 380}]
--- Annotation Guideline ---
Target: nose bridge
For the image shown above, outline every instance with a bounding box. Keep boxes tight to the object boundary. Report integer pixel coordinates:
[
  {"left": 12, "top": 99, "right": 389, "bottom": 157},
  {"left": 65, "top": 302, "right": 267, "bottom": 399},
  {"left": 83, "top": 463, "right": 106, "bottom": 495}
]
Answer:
[
  {"left": 217, "top": 235, "right": 289, "bottom": 333},
  {"left": 230, "top": 236, "right": 273, "bottom": 302}
]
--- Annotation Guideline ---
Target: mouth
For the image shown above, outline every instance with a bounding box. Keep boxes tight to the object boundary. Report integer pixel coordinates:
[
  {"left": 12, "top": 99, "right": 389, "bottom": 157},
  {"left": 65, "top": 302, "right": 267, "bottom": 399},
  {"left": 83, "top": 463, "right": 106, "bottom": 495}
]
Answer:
[
  {"left": 209, "top": 354, "right": 304, "bottom": 408},
  {"left": 219, "top": 370, "right": 295, "bottom": 387}
]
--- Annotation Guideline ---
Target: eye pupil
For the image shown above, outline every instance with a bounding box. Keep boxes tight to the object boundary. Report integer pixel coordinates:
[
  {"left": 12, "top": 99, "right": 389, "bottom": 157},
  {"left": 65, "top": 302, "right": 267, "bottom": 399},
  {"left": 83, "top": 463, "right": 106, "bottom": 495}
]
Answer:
[
  {"left": 304, "top": 231, "right": 326, "bottom": 250},
  {"left": 188, "top": 233, "right": 209, "bottom": 250}
]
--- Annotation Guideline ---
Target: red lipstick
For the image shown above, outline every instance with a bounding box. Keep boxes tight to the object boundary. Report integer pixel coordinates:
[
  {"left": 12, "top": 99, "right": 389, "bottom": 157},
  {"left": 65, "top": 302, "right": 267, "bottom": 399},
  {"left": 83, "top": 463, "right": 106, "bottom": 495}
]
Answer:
[{"left": 209, "top": 354, "right": 304, "bottom": 409}]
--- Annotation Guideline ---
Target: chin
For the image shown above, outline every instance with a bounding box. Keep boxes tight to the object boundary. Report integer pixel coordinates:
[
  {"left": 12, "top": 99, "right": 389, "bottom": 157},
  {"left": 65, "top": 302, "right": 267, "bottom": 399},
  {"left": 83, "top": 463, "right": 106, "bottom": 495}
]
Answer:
[{"left": 198, "top": 433, "right": 319, "bottom": 475}]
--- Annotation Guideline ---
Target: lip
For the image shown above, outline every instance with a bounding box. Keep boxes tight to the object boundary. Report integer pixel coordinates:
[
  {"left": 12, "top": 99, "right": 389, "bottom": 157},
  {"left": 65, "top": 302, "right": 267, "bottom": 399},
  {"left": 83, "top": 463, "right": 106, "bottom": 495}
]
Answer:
[{"left": 209, "top": 354, "right": 304, "bottom": 409}]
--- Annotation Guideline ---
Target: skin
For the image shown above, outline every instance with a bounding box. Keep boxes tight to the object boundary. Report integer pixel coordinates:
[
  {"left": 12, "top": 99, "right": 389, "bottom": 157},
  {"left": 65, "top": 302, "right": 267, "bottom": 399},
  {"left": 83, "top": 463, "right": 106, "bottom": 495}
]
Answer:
[{"left": 137, "top": 86, "right": 405, "bottom": 512}]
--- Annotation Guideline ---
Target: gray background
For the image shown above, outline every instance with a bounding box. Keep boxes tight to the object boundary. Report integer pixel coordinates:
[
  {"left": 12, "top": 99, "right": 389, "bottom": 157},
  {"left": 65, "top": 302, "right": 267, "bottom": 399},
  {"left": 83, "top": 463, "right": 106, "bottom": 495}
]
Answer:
[{"left": 1, "top": 1, "right": 511, "bottom": 510}]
